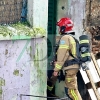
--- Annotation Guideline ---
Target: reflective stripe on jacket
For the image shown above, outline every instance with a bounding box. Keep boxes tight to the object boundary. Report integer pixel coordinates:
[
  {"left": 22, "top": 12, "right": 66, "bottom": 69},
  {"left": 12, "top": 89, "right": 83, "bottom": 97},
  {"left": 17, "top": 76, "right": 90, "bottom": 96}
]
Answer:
[{"left": 54, "top": 35, "right": 79, "bottom": 71}]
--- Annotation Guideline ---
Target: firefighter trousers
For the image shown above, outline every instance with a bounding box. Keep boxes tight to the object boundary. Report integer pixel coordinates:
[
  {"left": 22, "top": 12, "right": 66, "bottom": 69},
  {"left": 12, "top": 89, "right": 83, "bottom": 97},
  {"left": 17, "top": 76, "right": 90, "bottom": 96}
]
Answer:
[{"left": 65, "top": 68, "right": 82, "bottom": 100}]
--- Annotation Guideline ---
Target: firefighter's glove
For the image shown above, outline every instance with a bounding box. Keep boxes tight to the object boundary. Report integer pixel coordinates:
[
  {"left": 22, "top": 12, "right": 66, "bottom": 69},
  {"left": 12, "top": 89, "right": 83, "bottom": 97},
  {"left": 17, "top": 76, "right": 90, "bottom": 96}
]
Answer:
[{"left": 53, "top": 71, "right": 59, "bottom": 76}]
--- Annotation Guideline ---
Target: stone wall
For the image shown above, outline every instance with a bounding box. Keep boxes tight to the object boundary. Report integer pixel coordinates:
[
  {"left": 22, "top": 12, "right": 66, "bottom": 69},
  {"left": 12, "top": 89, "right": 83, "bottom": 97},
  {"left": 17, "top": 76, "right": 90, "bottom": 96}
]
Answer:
[{"left": 0, "top": 0, "right": 23, "bottom": 24}]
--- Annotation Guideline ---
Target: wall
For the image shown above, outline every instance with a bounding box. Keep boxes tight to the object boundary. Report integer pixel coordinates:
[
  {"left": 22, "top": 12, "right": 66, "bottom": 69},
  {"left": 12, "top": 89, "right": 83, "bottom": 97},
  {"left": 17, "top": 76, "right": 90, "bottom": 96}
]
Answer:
[
  {"left": 27, "top": 0, "right": 48, "bottom": 29},
  {"left": 56, "top": 0, "right": 86, "bottom": 39},
  {"left": 0, "top": 38, "right": 47, "bottom": 100},
  {"left": 85, "top": 0, "right": 100, "bottom": 58},
  {"left": 86, "top": 0, "right": 100, "bottom": 26},
  {"left": 0, "top": 0, "right": 23, "bottom": 24},
  {"left": 27, "top": 1, "right": 48, "bottom": 98},
  {"left": 55, "top": 0, "right": 86, "bottom": 98},
  {"left": 0, "top": 0, "right": 48, "bottom": 99}
]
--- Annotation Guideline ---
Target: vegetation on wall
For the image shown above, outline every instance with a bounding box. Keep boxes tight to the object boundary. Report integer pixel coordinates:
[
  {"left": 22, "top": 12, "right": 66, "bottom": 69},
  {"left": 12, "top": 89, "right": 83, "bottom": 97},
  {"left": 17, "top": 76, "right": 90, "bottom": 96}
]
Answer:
[
  {"left": 34, "top": 48, "right": 39, "bottom": 68},
  {"left": 0, "top": 22, "right": 46, "bottom": 39},
  {"left": 0, "top": 89, "right": 2, "bottom": 95},
  {"left": 0, "top": 78, "right": 5, "bottom": 86},
  {"left": 13, "top": 69, "right": 19, "bottom": 76}
]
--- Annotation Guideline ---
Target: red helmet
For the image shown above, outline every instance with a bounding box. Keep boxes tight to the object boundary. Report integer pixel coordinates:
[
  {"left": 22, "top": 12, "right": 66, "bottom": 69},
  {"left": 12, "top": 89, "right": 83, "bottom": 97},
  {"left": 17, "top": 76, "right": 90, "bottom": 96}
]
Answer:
[{"left": 57, "top": 17, "right": 74, "bottom": 33}]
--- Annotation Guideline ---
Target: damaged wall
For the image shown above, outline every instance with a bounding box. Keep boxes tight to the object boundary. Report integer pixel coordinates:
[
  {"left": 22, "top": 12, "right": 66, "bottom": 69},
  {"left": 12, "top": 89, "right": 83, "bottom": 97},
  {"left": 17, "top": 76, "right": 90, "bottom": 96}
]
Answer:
[
  {"left": 55, "top": 0, "right": 100, "bottom": 98},
  {"left": 0, "top": 38, "right": 47, "bottom": 100},
  {"left": 56, "top": 0, "right": 86, "bottom": 38},
  {"left": 86, "top": 0, "right": 100, "bottom": 26},
  {"left": 86, "top": 0, "right": 100, "bottom": 59},
  {"left": 55, "top": 0, "right": 86, "bottom": 98},
  {"left": 0, "top": 0, "right": 48, "bottom": 100}
]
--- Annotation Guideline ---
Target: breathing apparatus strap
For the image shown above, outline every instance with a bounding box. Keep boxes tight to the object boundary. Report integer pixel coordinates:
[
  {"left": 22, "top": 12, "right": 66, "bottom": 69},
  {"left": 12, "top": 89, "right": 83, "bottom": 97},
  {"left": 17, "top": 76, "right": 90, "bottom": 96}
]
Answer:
[
  {"left": 63, "top": 34, "right": 81, "bottom": 67},
  {"left": 64, "top": 59, "right": 79, "bottom": 67},
  {"left": 58, "top": 33, "right": 81, "bottom": 67}
]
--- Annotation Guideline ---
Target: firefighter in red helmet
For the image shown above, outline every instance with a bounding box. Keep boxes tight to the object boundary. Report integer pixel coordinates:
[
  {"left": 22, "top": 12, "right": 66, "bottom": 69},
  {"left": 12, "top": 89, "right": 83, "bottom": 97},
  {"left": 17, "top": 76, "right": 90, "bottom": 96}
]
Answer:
[
  {"left": 47, "top": 17, "right": 82, "bottom": 99},
  {"left": 57, "top": 17, "right": 74, "bottom": 33},
  {"left": 53, "top": 17, "right": 82, "bottom": 100}
]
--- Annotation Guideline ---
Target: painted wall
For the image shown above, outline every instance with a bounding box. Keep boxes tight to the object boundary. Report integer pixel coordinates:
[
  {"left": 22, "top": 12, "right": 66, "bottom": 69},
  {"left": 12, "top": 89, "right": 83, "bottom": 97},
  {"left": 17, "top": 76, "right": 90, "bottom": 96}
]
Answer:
[
  {"left": 0, "top": 38, "right": 47, "bottom": 100},
  {"left": 0, "top": 0, "right": 48, "bottom": 99},
  {"left": 55, "top": 0, "right": 86, "bottom": 98},
  {"left": 27, "top": 0, "right": 48, "bottom": 30},
  {"left": 56, "top": 0, "right": 86, "bottom": 38}
]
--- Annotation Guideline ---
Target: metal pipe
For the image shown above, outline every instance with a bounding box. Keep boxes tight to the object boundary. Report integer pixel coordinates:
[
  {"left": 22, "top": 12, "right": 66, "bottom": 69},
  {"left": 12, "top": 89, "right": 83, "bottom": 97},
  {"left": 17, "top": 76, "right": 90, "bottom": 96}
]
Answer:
[{"left": 20, "top": 94, "right": 69, "bottom": 100}]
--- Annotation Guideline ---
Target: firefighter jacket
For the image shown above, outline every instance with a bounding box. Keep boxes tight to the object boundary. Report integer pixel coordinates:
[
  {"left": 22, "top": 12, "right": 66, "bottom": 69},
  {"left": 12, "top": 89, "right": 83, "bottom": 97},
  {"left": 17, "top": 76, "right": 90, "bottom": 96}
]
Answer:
[{"left": 54, "top": 34, "right": 80, "bottom": 72}]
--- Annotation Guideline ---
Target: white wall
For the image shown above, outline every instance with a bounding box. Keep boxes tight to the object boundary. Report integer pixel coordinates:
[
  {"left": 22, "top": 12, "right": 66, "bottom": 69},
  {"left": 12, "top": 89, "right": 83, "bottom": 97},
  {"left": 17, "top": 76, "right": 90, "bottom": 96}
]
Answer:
[
  {"left": 25, "top": 0, "right": 48, "bottom": 99},
  {"left": 27, "top": 0, "right": 48, "bottom": 30},
  {"left": 0, "top": 38, "right": 47, "bottom": 100},
  {"left": 55, "top": 0, "right": 86, "bottom": 97},
  {"left": 56, "top": 0, "right": 86, "bottom": 39}
]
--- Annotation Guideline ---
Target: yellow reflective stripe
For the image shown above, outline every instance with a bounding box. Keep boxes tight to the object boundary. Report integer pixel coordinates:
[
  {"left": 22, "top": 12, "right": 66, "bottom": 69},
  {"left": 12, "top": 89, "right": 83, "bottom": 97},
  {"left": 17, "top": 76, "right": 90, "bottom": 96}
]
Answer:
[
  {"left": 72, "top": 89, "right": 78, "bottom": 100},
  {"left": 71, "top": 40, "right": 76, "bottom": 56},
  {"left": 72, "top": 47, "right": 76, "bottom": 56},
  {"left": 71, "top": 89, "right": 78, "bottom": 100},
  {"left": 66, "top": 78, "right": 72, "bottom": 82},
  {"left": 81, "top": 53, "right": 90, "bottom": 57},
  {"left": 47, "top": 85, "right": 53, "bottom": 91},
  {"left": 59, "top": 45, "right": 69, "bottom": 49},
  {"left": 71, "top": 89, "right": 76, "bottom": 100},
  {"left": 79, "top": 40, "right": 89, "bottom": 44},
  {"left": 70, "top": 40, "right": 75, "bottom": 44},
  {"left": 55, "top": 64, "right": 62, "bottom": 70}
]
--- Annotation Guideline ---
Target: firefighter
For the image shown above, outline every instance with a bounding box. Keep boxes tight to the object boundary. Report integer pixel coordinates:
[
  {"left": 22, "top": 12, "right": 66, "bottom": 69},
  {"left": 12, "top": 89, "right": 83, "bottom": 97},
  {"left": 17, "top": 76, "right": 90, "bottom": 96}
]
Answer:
[{"left": 53, "top": 17, "right": 82, "bottom": 100}]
